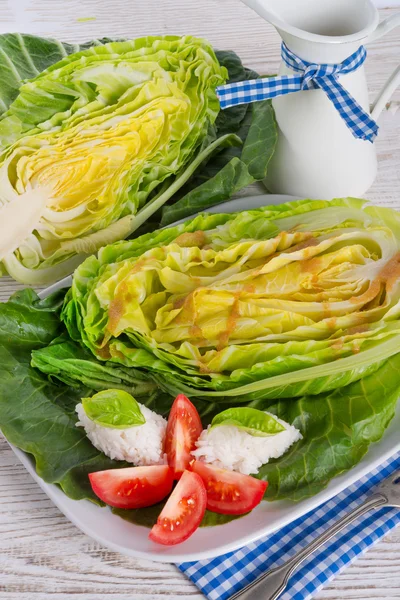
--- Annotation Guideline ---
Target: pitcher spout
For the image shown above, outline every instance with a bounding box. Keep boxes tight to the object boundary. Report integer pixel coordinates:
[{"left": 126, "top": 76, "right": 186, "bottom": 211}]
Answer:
[{"left": 240, "top": 0, "right": 379, "bottom": 62}]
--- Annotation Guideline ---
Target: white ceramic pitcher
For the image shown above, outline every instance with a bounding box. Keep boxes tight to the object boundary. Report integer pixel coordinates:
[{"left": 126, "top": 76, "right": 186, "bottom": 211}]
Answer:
[{"left": 241, "top": 0, "right": 400, "bottom": 198}]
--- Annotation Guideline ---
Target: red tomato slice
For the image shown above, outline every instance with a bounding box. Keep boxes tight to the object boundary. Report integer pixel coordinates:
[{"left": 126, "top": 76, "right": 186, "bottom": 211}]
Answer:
[
  {"left": 164, "top": 394, "right": 203, "bottom": 479},
  {"left": 149, "top": 470, "right": 206, "bottom": 545},
  {"left": 89, "top": 465, "right": 174, "bottom": 509},
  {"left": 191, "top": 460, "right": 268, "bottom": 515}
]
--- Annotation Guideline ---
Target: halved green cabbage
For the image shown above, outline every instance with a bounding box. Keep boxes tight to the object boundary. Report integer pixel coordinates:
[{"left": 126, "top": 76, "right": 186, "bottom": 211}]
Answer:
[
  {"left": 0, "top": 36, "right": 232, "bottom": 284},
  {"left": 59, "top": 198, "right": 400, "bottom": 402}
]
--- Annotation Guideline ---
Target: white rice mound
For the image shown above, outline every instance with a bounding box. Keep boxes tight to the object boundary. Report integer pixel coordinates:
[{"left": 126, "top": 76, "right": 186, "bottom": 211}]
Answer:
[
  {"left": 76, "top": 402, "right": 167, "bottom": 466},
  {"left": 191, "top": 412, "right": 302, "bottom": 475}
]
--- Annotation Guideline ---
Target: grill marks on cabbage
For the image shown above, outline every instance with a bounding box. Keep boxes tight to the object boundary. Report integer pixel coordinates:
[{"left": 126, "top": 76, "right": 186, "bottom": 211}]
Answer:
[{"left": 81, "top": 214, "right": 400, "bottom": 384}]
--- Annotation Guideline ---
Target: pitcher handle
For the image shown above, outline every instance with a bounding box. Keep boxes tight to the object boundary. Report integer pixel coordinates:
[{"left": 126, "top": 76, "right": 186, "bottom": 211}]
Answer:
[
  {"left": 371, "top": 66, "right": 400, "bottom": 119},
  {"left": 367, "top": 12, "right": 400, "bottom": 119},
  {"left": 368, "top": 11, "right": 400, "bottom": 43}
]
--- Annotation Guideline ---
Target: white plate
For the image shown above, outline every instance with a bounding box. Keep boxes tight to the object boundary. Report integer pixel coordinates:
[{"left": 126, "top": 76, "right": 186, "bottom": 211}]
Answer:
[{"left": 7, "top": 193, "right": 400, "bottom": 563}]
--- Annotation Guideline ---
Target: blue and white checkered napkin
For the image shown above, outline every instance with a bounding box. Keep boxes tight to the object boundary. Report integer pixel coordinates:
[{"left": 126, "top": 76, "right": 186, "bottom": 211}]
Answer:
[{"left": 178, "top": 451, "right": 400, "bottom": 600}]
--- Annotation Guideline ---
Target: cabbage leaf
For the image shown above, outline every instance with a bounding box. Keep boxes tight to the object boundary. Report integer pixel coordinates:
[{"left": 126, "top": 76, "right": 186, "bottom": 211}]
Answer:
[
  {"left": 0, "top": 34, "right": 277, "bottom": 284},
  {"left": 57, "top": 198, "right": 400, "bottom": 404},
  {"left": 0, "top": 34, "right": 116, "bottom": 113}
]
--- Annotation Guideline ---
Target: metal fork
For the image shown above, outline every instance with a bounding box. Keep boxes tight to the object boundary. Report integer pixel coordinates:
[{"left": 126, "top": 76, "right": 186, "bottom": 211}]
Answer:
[{"left": 230, "top": 470, "right": 400, "bottom": 600}]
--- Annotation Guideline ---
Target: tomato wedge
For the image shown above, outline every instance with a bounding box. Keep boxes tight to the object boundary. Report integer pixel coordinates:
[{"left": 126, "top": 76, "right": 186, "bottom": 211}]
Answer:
[
  {"left": 191, "top": 460, "right": 268, "bottom": 515},
  {"left": 149, "top": 470, "right": 206, "bottom": 545},
  {"left": 89, "top": 465, "right": 174, "bottom": 509},
  {"left": 164, "top": 394, "right": 203, "bottom": 479}
]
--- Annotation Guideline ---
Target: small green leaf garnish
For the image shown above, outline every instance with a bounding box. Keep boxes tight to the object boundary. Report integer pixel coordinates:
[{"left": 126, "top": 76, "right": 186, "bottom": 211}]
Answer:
[
  {"left": 210, "top": 407, "right": 285, "bottom": 437},
  {"left": 82, "top": 389, "right": 145, "bottom": 429}
]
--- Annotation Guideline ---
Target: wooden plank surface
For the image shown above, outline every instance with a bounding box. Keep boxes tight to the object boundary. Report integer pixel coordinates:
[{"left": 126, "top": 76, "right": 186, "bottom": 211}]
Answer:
[{"left": 0, "top": 1, "right": 400, "bottom": 598}]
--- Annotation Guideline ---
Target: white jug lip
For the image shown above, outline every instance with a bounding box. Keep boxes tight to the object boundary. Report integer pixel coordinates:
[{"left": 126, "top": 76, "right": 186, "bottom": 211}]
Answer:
[{"left": 250, "top": 0, "right": 380, "bottom": 45}]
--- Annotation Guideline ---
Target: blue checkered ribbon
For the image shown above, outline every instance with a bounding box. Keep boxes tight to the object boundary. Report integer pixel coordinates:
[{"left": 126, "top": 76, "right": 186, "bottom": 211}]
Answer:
[
  {"left": 216, "top": 43, "right": 379, "bottom": 143},
  {"left": 178, "top": 451, "right": 400, "bottom": 600}
]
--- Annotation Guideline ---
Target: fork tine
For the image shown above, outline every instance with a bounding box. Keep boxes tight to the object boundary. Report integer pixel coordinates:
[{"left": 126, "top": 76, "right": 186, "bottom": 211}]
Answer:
[
  {"left": 390, "top": 469, "right": 400, "bottom": 481},
  {"left": 374, "top": 470, "right": 400, "bottom": 507}
]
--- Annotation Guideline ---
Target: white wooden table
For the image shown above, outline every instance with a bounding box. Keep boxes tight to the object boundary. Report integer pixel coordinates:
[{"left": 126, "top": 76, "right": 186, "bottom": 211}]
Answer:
[{"left": 1, "top": 1, "right": 400, "bottom": 598}]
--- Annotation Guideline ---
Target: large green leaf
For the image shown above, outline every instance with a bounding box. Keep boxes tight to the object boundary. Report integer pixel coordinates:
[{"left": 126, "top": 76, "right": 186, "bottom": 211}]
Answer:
[
  {"left": 0, "top": 344, "right": 123, "bottom": 501},
  {"left": 0, "top": 289, "right": 130, "bottom": 503},
  {"left": 258, "top": 353, "right": 400, "bottom": 500},
  {"left": 0, "top": 288, "right": 64, "bottom": 350},
  {"left": 160, "top": 100, "right": 277, "bottom": 225}
]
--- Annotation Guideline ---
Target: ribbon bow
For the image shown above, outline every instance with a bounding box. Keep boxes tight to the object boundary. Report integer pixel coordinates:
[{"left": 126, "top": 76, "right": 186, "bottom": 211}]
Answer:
[{"left": 216, "top": 43, "right": 379, "bottom": 143}]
